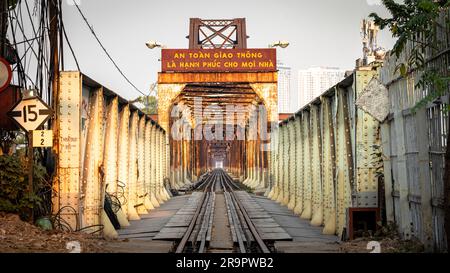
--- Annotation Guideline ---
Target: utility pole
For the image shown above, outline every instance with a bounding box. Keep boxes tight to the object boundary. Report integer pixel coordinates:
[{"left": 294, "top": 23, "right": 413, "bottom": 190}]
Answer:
[
  {"left": 48, "top": 0, "right": 61, "bottom": 214},
  {"left": 0, "top": 0, "right": 8, "bottom": 58},
  {"left": 49, "top": 0, "right": 60, "bottom": 112}
]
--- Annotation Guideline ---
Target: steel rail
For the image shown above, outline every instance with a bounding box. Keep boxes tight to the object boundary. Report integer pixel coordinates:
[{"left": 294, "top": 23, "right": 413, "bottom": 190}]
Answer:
[
  {"left": 176, "top": 169, "right": 270, "bottom": 253},
  {"left": 175, "top": 171, "right": 216, "bottom": 253},
  {"left": 220, "top": 170, "right": 271, "bottom": 253}
]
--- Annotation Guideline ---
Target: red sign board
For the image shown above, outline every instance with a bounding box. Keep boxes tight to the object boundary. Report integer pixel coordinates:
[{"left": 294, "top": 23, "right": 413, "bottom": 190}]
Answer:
[
  {"left": 0, "top": 85, "right": 21, "bottom": 130},
  {"left": 0, "top": 57, "right": 12, "bottom": 93},
  {"left": 161, "top": 48, "right": 277, "bottom": 73}
]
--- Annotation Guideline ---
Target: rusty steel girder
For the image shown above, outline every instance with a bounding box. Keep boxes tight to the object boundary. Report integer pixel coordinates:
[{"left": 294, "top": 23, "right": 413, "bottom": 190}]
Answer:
[{"left": 55, "top": 72, "right": 169, "bottom": 237}]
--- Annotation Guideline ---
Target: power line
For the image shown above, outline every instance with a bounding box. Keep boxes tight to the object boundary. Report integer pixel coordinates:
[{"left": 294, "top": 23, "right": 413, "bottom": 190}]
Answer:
[
  {"left": 58, "top": 0, "right": 80, "bottom": 71},
  {"left": 71, "top": 1, "right": 146, "bottom": 96}
]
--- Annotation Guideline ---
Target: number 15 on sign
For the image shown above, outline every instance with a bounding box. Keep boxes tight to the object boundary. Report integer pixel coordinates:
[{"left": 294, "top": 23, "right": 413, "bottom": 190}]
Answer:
[{"left": 32, "top": 130, "right": 53, "bottom": 147}]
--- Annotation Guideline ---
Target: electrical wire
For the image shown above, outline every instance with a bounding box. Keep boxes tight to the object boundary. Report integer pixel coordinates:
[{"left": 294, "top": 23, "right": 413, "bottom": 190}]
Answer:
[
  {"left": 52, "top": 205, "right": 105, "bottom": 235},
  {"left": 61, "top": 16, "right": 80, "bottom": 71},
  {"left": 71, "top": 1, "right": 146, "bottom": 96},
  {"left": 115, "top": 180, "right": 128, "bottom": 206}
]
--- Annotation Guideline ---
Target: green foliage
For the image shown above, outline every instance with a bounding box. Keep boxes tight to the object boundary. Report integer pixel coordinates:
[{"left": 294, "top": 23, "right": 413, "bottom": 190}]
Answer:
[
  {"left": 413, "top": 69, "right": 450, "bottom": 111},
  {"left": 0, "top": 155, "right": 48, "bottom": 220},
  {"left": 138, "top": 95, "right": 158, "bottom": 115},
  {"left": 370, "top": 0, "right": 448, "bottom": 56},
  {"left": 370, "top": 0, "right": 449, "bottom": 110},
  {"left": 8, "top": 0, "right": 19, "bottom": 10}
]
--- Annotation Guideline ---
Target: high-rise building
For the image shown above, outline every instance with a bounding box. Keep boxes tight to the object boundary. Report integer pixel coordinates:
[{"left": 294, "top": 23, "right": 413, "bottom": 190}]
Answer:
[
  {"left": 298, "top": 67, "right": 345, "bottom": 108},
  {"left": 277, "top": 61, "right": 294, "bottom": 113}
]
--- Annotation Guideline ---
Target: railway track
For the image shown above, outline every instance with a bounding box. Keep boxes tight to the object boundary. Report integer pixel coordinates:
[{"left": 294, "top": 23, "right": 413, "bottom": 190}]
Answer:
[{"left": 175, "top": 169, "right": 271, "bottom": 253}]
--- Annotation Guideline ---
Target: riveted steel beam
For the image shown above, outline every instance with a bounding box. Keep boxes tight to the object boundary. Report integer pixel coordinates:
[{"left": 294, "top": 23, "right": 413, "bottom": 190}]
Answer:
[
  {"left": 127, "top": 111, "right": 141, "bottom": 220},
  {"left": 321, "top": 96, "right": 337, "bottom": 234},
  {"left": 55, "top": 72, "right": 169, "bottom": 237},
  {"left": 54, "top": 72, "right": 82, "bottom": 230},
  {"left": 287, "top": 121, "right": 297, "bottom": 210},
  {"left": 118, "top": 105, "right": 130, "bottom": 215},
  {"left": 335, "top": 87, "right": 353, "bottom": 237},
  {"left": 274, "top": 126, "right": 282, "bottom": 201},
  {"left": 160, "top": 131, "right": 170, "bottom": 200},
  {"left": 282, "top": 124, "right": 290, "bottom": 205},
  {"left": 104, "top": 97, "right": 119, "bottom": 195},
  {"left": 293, "top": 115, "right": 303, "bottom": 215},
  {"left": 300, "top": 111, "right": 312, "bottom": 219},
  {"left": 136, "top": 116, "right": 148, "bottom": 214},
  {"left": 276, "top": 125, "right": 286, "bottom": 204},
  {"left": 310, "top": 104, "right": 323, "bottom": 226},
  {"left": 354, "top": 70, "right": 380, "bottom": 209},
  {"left": 143, "top": 120, "right": 155, "bottom": 211},
  {"left": 267, "top": 128, "right": 278, "bottom": 199},
  {"left": 81, "top": 87, "right": 104, "bottom": 227},
  {"left": 150, "top": 125, "right": 160, "bottom": 207},
  {"left": 154, "top": 129, "right": 163, "bottom": 203}
]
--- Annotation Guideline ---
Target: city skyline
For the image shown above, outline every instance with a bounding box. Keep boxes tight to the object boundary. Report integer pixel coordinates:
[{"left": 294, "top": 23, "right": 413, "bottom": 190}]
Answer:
[
  {"left": 297, "top": 67, "right": 346, "bottom": 108},
  {"left": 277, "top": 61, "right": 294, "bottom": 114}
]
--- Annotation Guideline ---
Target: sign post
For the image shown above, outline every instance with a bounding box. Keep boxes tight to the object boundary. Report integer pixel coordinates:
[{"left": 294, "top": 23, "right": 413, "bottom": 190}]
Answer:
[
  {"left": 7, "top": 95, "right": 53, "bottom": 222},
  {"left": 27, "top": 131, "right": 33, "bottom": 220}
]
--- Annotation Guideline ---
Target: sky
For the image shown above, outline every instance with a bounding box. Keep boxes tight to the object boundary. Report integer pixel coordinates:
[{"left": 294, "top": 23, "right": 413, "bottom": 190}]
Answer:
[{"left": 59, "top": 0, "right": 396, "bottom": 105}]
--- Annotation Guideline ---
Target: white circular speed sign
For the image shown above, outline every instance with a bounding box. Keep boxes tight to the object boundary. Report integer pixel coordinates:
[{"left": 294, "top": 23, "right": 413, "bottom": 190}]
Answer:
[{"left": 0, "top": 57, "right": 12, "bottom": 93}]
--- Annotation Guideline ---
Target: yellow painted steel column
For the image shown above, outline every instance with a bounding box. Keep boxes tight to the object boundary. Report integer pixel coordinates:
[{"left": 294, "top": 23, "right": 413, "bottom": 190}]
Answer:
[
  {"left": 273, "top": 127, "right": 280, "bottom": 200},
  {"left": 321, "top": 96, "right": 336, "bottom": 234},
  {"left": 276, "top": 125, "right": 285, "bottom": 203},
  {"left": 287, "top": 121, "right": 297, "bottom": 210},
  {"left": 273, "top": 127, "right": 281, "bottom": 201},
  {"left": 127, "top": 111, "right": 141, "bottom": 220},
  {"left": 150, "top": 125, "right": 160, "bottom": 207},
  {"left": 184, "top": 136, "right": 189, "bottom": 184},
  {"left": 154, "top": 129, "right": 164, "bottom": 203},
  {"left": 176, "top": 138, "right": 182, "bottom": 187},
  {"left": 81, "top": 88, "right": 118, "bottom": 238},
  {"left": 251, "top": 135, "right": 259, "bottom": 188},
  {"left": 104, "top": 97, "right": 119, "bottom": 195},
  {"left": 282, "top": 124, "right": 290, "bottom": 205},
  {"left": 310, "top": 104, "right": 323, "bottom": 226},
  {"left": 55, "top": 72, "right": 82, "bottom": 231},
  {"left": 104, "top": 97, "right": 129, "bottom": 228},
  {"left": 335, "top": 88, "right": 353, "bottom": 236},
  {"left": 160, "top": 130, "right": 170, "bottom": 200},
  {"left": 252, "top": 138, "right": 257, "bottom": 186},
  {"left": 273, "top": 126, "right": 282, "bottom": 201},
  {"left": 284, "top": 122, "right": 292, "bottom": 206},
  {"left": 293, "top": 116, "right": 303, "bottom": 215},
  {"left": 252, "top": 117, "right": 261, "bottom": 188},
  {"left": 243, "top": 129, "right": 250, "bottom": 185},
  {"left": 177, "top": 137, "right": 181, "bottom": 186},
  {"left": 250, "top": 137, "right": 257, "bottom": 188},
  {"left": 180, "top": 137, "right": 185, "bottom": 186},
  {"left": 164, "top": 132, "right": 171, "bottom": 190},
  {"left": 118, "top": 105, "right": 130, "bottom": 216},
  {"left": 300, "top": 112, "right": 312, "bottom": 219},
  {"left": 266, "top": 129, "right": 275, "bottom": 199},
  {"left": 81, "top": 88, "right": 104, "bottom": 227},
  {"left": 136, "top": 116, "right": 149, "bottom": 214},
  {"left": 246, "top": 138, "right": 252, "bottom": 186},
  {"left": 143, "top": 120, "right": 155, "bottom": 211}
]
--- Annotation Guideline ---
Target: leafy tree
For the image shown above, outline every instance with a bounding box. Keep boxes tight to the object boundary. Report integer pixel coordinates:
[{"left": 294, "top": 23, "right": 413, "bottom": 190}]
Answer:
[
  {"left": 137, "top": 95, "right": 158, "bottom": 115},
  {"left": 370, "top": 0, "right": 449, "bottom": 250},
  {"left": 0, "top": 155, "right": 48, "bottom": 221}
]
